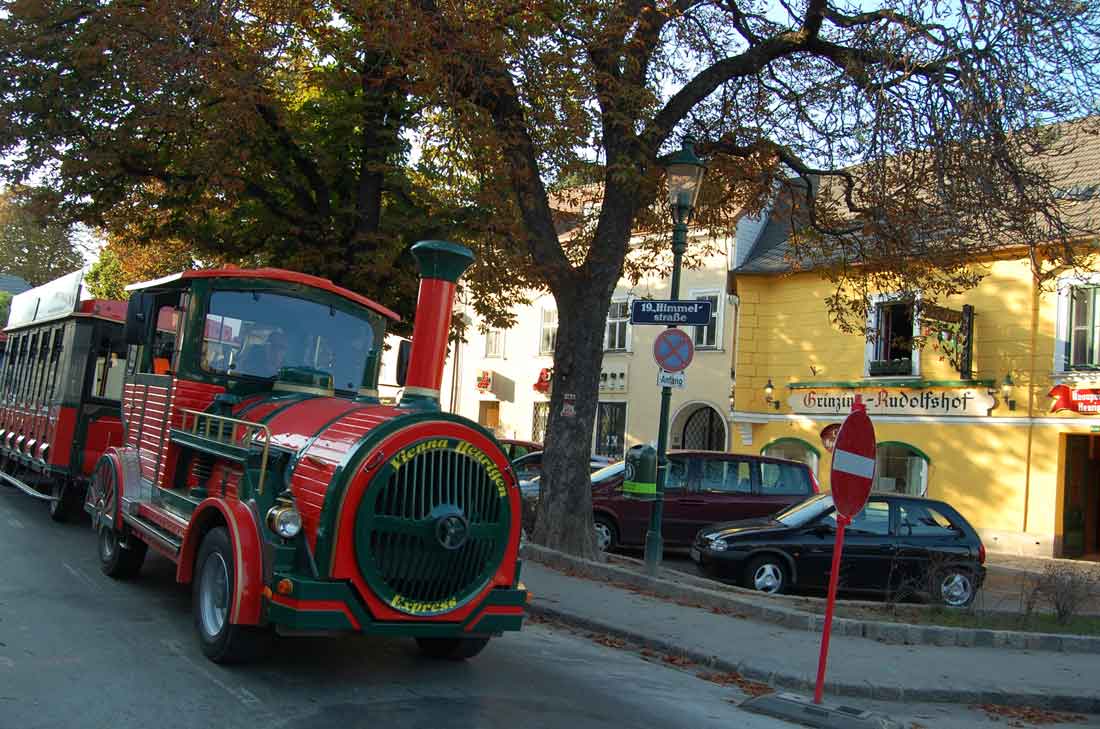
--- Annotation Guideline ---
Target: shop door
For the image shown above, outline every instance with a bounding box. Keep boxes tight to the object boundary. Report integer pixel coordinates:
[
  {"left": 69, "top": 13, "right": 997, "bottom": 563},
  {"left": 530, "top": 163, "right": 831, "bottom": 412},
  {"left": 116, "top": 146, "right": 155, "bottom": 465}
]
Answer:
[
  {"left": 1062, "top": 435, "right": 1100, "bottom": 560},
  {"left": 478, "top": 401, "right": 500, "bottom": 434},
  {"left": 594, "top": 402, "right": 626, "bottom": 460}
]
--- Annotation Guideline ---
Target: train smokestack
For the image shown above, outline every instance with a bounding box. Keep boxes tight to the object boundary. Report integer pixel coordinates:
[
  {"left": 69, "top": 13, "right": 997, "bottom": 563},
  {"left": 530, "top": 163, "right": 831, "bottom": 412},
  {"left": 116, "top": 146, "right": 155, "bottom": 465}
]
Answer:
[{"left": 400, "top": 240, "right": 475, "bottom": 410}]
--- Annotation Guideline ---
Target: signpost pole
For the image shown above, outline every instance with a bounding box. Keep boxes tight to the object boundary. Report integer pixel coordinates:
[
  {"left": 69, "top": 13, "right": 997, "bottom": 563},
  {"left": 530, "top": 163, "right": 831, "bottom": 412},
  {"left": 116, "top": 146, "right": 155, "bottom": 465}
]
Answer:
[
  {"left": 643, "top": 206, "right": 686, "bottom": 577},
  {"left": 813, "top": 513, "right": 849, "bottom": 704}
]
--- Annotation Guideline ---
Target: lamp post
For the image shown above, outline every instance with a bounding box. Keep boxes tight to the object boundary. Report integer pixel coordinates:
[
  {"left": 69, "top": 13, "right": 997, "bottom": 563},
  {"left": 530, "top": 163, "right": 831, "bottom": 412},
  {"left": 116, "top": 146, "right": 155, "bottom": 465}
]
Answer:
[{"left": 644, "top": 137, "right": 706, "bottom": 576}]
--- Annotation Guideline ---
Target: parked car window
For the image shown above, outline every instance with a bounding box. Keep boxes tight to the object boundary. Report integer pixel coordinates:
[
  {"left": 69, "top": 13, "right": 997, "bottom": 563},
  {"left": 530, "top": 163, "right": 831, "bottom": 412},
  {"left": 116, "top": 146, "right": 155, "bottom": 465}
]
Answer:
[
  {"left": 759, "top": 461, "right": 811, "bottom": 495},
  {"left": 899, "top": 503, "right": 959, "bottom": 537},
  {"left": 776, "top": 493, "right": 833, "bottom": 526},
  {"left": 847, "top": 500, "right": 891, "bottom": 536},
  {"left": 700, "top": 459, "right": 752, "bottom": 493},
  {"left": 664, "top": 458, "right": 687, "bottom": 492}
]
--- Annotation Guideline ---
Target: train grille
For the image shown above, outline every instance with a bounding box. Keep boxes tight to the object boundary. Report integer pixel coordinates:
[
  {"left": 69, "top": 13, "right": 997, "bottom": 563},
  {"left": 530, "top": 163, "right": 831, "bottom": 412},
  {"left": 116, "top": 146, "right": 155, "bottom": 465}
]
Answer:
[{"left": 355, "top": 440, "right": 511, "bottom": 614}]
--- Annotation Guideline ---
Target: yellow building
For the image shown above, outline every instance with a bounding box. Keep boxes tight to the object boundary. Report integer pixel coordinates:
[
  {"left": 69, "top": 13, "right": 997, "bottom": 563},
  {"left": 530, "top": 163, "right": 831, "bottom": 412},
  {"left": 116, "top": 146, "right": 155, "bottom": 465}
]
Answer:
[{"left": 731, "top": 215, "right": 1100, "bottom": 559}]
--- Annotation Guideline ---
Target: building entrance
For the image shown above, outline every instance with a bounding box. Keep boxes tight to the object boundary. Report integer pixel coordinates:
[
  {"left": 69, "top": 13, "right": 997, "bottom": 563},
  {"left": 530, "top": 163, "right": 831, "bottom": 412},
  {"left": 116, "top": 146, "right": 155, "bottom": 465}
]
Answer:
[{"left": 1061, "top": 435, "right": 1100, "bottom": 560}]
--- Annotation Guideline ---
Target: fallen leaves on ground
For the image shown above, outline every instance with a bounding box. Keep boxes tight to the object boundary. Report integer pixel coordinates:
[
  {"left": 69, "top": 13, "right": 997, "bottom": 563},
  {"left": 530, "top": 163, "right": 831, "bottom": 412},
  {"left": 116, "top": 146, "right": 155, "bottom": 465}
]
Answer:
[
  {"left": 699, "top": 671, "right": 774, "bottom": 697},
  {"left": 588, "top": 633, "right": 628, "bottom": 649},
  {"left": 974, "top": 704, "right": 1088, "bottom": 725},
  {"left": 660, "top": 654, "right": 694, "bottom": 667}
]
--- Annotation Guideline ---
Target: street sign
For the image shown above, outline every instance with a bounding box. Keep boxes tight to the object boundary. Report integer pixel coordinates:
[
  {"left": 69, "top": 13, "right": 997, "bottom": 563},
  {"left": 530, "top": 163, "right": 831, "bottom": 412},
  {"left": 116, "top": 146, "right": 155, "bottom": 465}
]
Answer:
[
  {"left": 631, "top": 299, "right": 711, "bottom": 326},
  {"left": 829, "top": 403, "right": 877, "bottom": 518},
  {"left": 653, "top": 329, "right": 694, "bottom": 373},
  {"left": 656, "top": 370, "right": 686, "bottom": 389},
  {"left": 815, "top": 395, "right": 876, "bottom": 705}
]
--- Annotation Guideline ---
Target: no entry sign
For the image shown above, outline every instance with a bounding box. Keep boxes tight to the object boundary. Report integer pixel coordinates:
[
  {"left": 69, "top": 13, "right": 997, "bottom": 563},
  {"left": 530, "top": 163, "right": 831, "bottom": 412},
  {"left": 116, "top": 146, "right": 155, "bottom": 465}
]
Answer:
[
  {"left": 653, "top": 329, "right": 694, "bottom": 373},
  {"left": 829, "top": 403, "right": 877, "bottom": 518},
  {"left": 815, "top": 396, "right": 877, "bottom": 705}
]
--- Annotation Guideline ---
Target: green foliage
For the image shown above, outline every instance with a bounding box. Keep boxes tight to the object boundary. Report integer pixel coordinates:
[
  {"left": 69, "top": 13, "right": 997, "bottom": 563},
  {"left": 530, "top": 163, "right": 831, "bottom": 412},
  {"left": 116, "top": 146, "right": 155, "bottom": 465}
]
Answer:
[
  {"left": 0, "top": 188, "right": 84, "bottom": 286},
  {"left": 83, "top": 248, "right": 128, "bottom": 301},
  {"left": 0, "top": 291, "right": 12, "bottom": 327}
]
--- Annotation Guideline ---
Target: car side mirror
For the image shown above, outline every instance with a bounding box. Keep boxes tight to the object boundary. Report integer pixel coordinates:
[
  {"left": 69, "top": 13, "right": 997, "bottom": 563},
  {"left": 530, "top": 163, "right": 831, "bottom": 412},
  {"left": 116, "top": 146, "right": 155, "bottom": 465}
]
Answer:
[{"left": 395, "top": 339, "right": 412, "bottom": 387}]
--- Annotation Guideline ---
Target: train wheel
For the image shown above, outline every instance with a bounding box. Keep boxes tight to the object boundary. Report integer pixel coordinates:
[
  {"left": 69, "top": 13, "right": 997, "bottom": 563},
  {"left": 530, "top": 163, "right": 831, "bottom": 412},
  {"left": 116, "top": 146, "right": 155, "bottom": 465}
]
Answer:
[
  {"left": 193, "top": 527, "right": 270, "bottom": 664},
  {"left": 48, "top": 479, "right": 83, "bottom": 523},
  {"left": 98, "top": 525, "right": 147, "bottom": 578},
  {"left": 415, "top": 636, "right": 491, "bottom": 660}
]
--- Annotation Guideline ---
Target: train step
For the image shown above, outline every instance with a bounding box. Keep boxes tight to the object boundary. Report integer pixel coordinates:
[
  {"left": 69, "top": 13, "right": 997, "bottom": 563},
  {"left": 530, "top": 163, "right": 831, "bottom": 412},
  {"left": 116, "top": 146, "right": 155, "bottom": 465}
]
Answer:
[
  {"left": 0, "top": 470, "right": 56, "bottom": 502},
  {"left": 121, "top": 512, "right": 183, "bottom": 557}
]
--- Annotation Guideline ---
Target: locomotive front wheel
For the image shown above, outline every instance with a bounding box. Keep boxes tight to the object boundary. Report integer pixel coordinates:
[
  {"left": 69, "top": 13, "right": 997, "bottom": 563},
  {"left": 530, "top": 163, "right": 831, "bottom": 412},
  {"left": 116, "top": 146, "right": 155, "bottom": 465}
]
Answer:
[
  {"left": 415, "top": 636, "right": 491, "bottom": 660},
  {"left": 98, "top": 526, "right": 147, "bottom": 578},
  {"left": 193, "top": 527, "right": 270, "bottom": 664}
]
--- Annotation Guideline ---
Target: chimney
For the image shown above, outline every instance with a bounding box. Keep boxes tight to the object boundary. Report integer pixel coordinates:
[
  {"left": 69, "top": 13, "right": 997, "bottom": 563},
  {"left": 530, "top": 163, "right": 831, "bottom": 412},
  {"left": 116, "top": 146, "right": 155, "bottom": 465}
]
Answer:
[{"left": 400, "top": 240, "right": 475, "bottom": 410}]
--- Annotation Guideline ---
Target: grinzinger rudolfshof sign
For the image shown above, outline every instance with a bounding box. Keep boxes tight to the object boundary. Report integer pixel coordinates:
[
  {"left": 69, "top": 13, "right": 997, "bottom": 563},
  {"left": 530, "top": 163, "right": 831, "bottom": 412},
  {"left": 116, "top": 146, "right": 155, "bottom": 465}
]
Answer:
[{"left": 789, "top": 388, "right": 995, "bottom": 417}]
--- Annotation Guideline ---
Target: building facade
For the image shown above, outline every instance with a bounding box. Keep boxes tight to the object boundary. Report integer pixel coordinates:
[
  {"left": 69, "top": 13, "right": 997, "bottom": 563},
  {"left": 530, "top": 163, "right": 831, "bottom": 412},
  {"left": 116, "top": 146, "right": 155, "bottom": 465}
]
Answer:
[{"left": 437, "top": 228, "right": 748, "bottom": 459}]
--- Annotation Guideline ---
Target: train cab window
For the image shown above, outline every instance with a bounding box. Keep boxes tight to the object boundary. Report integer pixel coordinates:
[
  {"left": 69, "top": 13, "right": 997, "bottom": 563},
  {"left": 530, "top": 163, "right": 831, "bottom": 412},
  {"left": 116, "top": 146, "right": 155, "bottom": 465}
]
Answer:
[
  {"left": 150, "top": 305, "right": 179, "bottom": 375},
  {"left": 92, "top": 331, "right": 128, "bottom": 401}
]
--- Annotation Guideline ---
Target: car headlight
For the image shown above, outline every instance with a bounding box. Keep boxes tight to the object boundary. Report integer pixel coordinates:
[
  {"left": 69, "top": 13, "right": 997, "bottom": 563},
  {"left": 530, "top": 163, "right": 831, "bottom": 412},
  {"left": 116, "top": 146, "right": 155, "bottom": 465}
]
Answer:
[
  {"left": 266, "top": 504, "right": 302, "bottom": 539},
  {"left": 705, "top": 536, "right": 728, "bottom": 552}
]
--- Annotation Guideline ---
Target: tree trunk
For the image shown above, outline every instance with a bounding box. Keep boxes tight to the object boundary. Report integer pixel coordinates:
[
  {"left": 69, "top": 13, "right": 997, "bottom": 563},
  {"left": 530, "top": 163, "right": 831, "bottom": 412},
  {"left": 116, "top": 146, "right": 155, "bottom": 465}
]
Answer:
[{"left": 531, "top": 275, "right": 617, "bottom": 558}]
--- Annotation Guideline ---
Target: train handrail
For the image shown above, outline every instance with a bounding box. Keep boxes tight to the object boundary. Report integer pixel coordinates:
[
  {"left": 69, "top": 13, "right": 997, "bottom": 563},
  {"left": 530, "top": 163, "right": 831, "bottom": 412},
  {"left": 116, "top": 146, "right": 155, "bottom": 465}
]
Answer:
[{"left": 178, "top": 409, "right": 272, "bottom": 496}]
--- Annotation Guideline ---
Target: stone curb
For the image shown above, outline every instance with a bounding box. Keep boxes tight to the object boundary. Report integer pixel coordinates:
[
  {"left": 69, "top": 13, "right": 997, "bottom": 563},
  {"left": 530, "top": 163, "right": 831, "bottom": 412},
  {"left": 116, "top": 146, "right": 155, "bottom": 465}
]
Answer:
[
  {"left": 526, "top": 599, "right": 1100, "bottom": 713},
  {"left": 520, "top": 544, "right": 1100, "bottom": 656}
]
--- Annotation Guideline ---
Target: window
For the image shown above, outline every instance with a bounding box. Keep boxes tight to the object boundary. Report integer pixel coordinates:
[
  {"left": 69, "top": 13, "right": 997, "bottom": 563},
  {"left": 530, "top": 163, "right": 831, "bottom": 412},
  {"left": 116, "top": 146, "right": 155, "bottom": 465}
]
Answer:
[
  {"left": 1069, "top": 286, "right": 1100, "bottom": 368},
  {"left": 539, "top": 308, "right": 558, "bottom": 355},
  {"left": 759, "top": 461, "right": 812, "bottom": 496},
  {"left": 847, "top": 500, "right": 891, "bottom": 536},
  {"left": 692, "top": 292, "right": 721, "bottom": 349},
  {"left": 594, "top": 402, "right": 626, "bottom": 459},
  {"left": 874, "top": 442, "right": 929, "bottom": 496},
  {"left": 762, "top": 438, "right": 820, "bottom": 477},
  {"left": 484, "top": 328, "right": 505, "bottom": 358},
  {"left": 204, "top": 290, "right": 382, "bottom": 392},
  {"left": 700, "top": 459, "right": 753, "bottom": 494},
  {"left": 898, "top": 503, "right": 959, "bottom": 537},
  {"left": 604, "top": 300, "right": 629, "bottom": 351},
  {"left": 866, "top": 298, "right": 918, "bottom": 377},
  {"left": 664, "top": 457, "right": 687, "bottom": 492},
  {"left": 532, "top": 402, "right": 550, "bottom": 443}
]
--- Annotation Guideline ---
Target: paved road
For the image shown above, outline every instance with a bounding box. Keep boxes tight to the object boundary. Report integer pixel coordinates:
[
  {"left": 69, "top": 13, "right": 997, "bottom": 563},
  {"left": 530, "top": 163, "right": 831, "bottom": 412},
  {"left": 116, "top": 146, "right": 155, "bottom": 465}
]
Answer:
[
  {"left": 4, "top": 488, "right": 1097, "bottom": 729},
  {"left": 0, "top": 487, "right": 779, "bottom": 729}
]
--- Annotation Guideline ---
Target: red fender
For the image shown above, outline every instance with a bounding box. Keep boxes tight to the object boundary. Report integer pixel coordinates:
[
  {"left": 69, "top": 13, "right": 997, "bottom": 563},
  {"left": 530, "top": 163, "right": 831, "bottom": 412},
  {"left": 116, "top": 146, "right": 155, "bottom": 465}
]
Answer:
[
  {"left": 177, "top": 499, "right": 263, "bottom": 626},
  {"left": 93, "top": 448, "right": 141, "bottom": 530}
]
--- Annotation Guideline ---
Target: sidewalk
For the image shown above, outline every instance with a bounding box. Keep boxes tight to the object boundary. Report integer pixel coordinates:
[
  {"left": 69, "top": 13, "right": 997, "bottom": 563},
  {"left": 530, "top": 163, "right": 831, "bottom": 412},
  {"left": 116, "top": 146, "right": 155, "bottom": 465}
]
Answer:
[
  {"left": 987, "top": 551, "right": 1100, "bottom": 576},
  {"left": 522, "top": 558, "right": 1100, "bottom": 712}
]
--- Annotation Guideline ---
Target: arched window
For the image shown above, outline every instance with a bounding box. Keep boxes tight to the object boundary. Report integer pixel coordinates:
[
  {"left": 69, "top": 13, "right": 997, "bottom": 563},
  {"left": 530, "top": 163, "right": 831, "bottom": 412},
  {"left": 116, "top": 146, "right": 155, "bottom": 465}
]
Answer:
[
  {"left": 761, "top": 437, "right": 820, "bottom": 476},
  {"left": 676, "top": 404, "right": 727, "bottom": 451},
  {"left": 874, "top": 441, "right": 930, "bottom": 496}
]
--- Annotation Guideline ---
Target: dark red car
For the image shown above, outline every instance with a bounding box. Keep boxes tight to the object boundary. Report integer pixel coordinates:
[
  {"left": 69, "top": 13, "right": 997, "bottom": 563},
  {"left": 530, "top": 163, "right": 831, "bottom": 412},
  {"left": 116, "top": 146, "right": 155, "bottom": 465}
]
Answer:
[
  {"left": 591, "top": 450, "right": 819, "bottom": 551},
  {"left": 498, "top": 438, "right": 542, "bottom": 461}
]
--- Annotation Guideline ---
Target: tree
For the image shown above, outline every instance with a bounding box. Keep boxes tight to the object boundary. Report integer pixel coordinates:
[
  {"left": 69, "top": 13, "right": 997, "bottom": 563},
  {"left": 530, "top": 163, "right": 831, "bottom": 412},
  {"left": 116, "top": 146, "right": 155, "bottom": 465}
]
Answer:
[
  {"left": 0, "top": 188, "right": 85, "bottom": 286},
  {"left": 410, "top": 0, "right": 1100, "bottom": 556},
  {"left": 0, "top": 1, "right": 529, "bottom": 330},
  {"left": 0, "top": 291, "right": 12, "bottom": 327}
]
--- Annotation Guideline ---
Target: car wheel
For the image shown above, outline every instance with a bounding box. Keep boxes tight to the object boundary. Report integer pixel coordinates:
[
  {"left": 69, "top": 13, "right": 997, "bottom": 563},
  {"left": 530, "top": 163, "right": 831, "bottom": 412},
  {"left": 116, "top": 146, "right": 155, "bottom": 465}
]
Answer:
[
  {"left": 934, "top": 566, "right": 976, "bottom": 608},
  {"left": 193, "top": 527, "right": 271, "bottom": 663},
  {"left": 745, "top": 555, "right": 788, "bottom": 595},
  {"left": 593, "top": 515, "right": 618, "bottom": 552}
]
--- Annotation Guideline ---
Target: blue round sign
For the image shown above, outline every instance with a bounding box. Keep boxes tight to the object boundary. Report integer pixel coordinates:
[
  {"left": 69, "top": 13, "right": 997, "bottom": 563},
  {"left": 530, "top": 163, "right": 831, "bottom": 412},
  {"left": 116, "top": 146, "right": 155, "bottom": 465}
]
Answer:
[{"left": 653, "top": 328, "right": 694, "bottom": 372}]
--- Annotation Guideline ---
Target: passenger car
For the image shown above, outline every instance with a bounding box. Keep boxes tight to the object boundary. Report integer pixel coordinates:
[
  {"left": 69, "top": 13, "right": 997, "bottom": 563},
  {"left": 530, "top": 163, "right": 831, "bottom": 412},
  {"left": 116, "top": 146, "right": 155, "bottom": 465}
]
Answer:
[
  {"left": 690, "top": 493, "right": 987, "bottom": 607},
  {"left": 498, "top": 438, "right": 542, "bottom": 461},
  {"left": 512, "top": 450, "right": 614, "bottom": 497},
  {"left": 590, "top": 451, "right": 819, "bottom": 551}
]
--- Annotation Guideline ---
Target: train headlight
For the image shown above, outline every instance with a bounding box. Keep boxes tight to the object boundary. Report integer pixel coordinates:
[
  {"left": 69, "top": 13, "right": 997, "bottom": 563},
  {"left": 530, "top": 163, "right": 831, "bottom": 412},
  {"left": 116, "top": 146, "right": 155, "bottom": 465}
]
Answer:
[{"left": 266, "top": 504, "right": 302, "bottom": 539}]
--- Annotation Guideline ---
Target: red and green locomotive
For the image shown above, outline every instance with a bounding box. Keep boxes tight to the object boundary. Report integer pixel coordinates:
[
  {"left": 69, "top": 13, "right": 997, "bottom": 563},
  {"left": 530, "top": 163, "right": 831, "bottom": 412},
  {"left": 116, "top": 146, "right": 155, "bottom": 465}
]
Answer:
[{"left": 4, "top": 241, "right": 527, "bottom": 662}]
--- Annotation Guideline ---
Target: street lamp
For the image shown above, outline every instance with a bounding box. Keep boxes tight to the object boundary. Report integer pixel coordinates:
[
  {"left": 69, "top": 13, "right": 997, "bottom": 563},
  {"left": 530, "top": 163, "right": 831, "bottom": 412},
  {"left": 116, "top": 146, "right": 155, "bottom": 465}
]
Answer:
[
  {"left": 643, "top": 137, "right": 707, "bottom": 576},
  {"left": 1001, "top": 373, "right": 1017, "bottom": 411}
]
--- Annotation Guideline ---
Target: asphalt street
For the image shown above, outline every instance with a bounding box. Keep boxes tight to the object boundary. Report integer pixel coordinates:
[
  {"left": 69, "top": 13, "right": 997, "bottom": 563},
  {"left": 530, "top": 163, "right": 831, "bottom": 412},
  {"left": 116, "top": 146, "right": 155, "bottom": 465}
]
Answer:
[
  {"left": 3, "top": 486, "right": 1097, "bottom": 729},
  {"left": 0, "top": 487, "right": 775, "bottom": 729}
]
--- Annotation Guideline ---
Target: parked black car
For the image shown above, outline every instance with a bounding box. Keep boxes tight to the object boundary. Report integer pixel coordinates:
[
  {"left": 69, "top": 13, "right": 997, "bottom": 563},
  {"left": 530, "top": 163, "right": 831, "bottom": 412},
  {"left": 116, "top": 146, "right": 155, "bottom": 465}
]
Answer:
[{"left": 690, "top": 493, "right": 987, "bottom": 607}]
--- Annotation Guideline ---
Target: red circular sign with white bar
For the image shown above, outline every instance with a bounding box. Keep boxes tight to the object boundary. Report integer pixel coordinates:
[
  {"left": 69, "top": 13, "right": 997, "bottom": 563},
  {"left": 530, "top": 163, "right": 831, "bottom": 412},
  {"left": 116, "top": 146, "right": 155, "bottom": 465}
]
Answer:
[{"left": 829, "top": 408, "right": 877, "bottom": 518}]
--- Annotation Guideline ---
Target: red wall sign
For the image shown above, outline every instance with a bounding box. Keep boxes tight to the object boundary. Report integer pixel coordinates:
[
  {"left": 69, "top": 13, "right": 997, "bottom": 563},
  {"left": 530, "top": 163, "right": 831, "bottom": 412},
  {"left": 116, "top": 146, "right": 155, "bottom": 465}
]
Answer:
[
  {"left": 1050, "top": 384, "right": 1100, "bottom": 414},
  {"left": 533, "top": 368, "right": 553, "bottom": 393}
]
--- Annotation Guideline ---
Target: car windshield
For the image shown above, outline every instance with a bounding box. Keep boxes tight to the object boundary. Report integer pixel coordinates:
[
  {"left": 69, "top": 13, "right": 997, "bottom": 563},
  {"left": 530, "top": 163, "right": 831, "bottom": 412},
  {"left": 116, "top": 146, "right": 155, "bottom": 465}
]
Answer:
[
  {"left": 202, "top": 290, "right": 384, "bottom": 393},
  {"left": 774, "top": 493, "right": 835, "bottom": 527}
]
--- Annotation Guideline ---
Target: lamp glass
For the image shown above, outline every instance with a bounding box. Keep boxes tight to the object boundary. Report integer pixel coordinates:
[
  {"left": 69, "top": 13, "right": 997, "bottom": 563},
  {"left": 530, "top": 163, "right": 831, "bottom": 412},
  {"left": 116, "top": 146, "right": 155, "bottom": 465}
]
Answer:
[
  {"left": 665, "top": 139, "right": 706, "bottom": 210},
  {"left": 764, "top": 379, "right": 774, "bottom": 398},
  {"left": 1001, "top": 374, "right": 1013, "bottom": 400}
]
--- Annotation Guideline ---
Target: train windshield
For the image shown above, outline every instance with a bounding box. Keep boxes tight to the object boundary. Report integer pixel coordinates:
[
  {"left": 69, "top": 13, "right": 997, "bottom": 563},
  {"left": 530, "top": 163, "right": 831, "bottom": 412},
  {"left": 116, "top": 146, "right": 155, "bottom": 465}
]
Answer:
[{"left": 202, "top": 290, "right": 382, "bottom": 393}]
